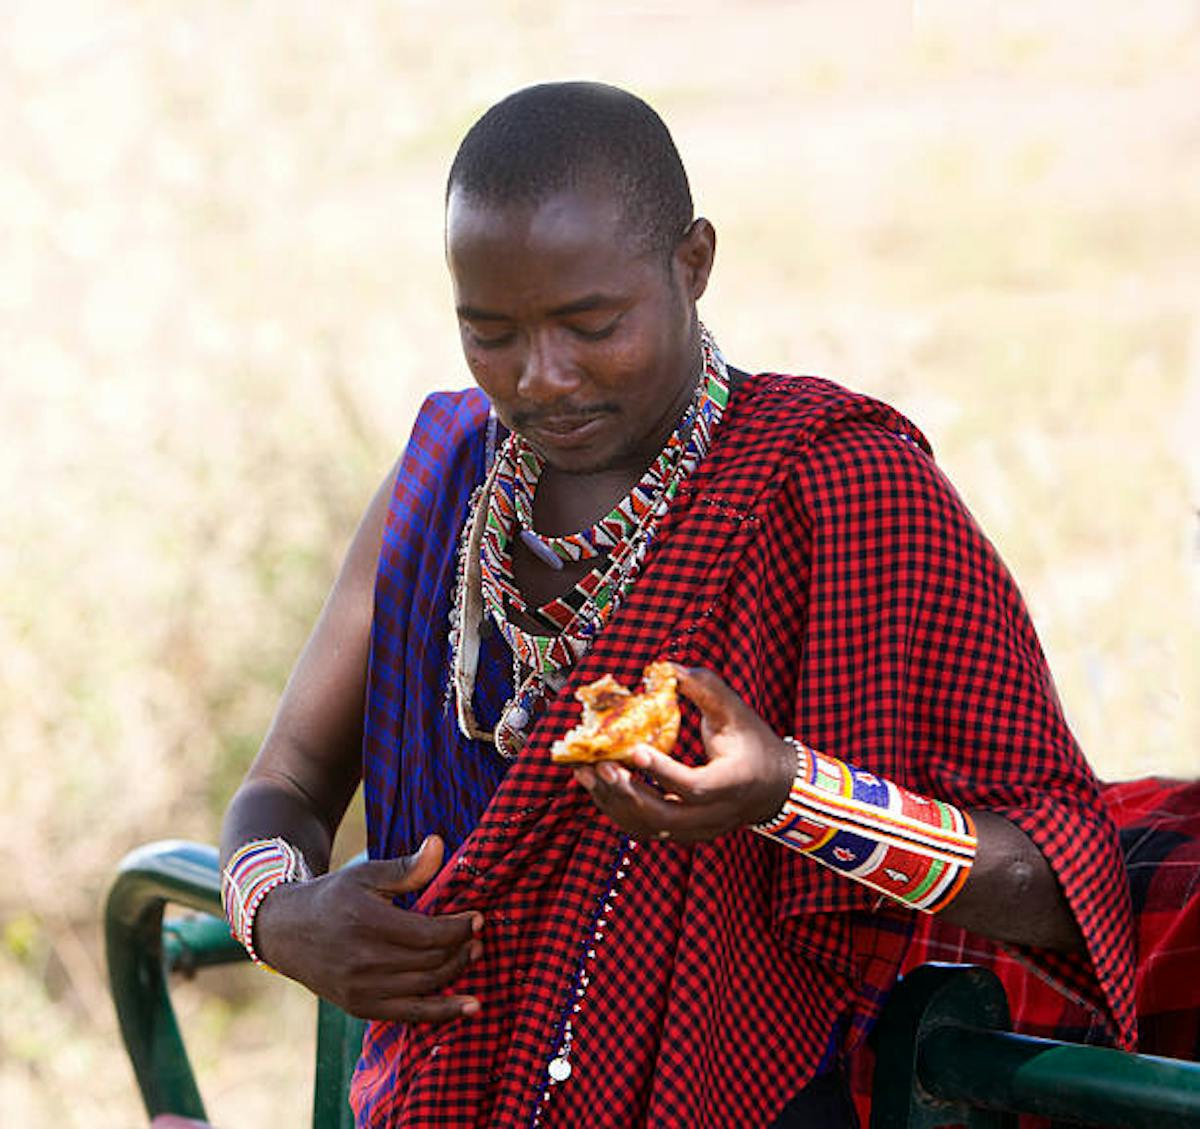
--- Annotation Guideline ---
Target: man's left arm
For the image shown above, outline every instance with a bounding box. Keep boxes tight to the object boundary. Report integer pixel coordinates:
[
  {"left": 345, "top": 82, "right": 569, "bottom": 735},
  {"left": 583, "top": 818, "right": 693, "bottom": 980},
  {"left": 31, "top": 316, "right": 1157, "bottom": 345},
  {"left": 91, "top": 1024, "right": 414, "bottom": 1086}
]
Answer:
[{"left": 573, "top": 666, "right": 1082, "bottom": 952}]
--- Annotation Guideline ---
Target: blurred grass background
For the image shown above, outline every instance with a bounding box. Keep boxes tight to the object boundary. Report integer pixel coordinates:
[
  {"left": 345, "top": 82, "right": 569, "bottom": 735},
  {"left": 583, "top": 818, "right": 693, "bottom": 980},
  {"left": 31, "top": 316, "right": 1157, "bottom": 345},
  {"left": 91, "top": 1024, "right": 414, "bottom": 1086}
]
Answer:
[{"left": 2, "top": 1, "right": 1197, "bottom": 1124}]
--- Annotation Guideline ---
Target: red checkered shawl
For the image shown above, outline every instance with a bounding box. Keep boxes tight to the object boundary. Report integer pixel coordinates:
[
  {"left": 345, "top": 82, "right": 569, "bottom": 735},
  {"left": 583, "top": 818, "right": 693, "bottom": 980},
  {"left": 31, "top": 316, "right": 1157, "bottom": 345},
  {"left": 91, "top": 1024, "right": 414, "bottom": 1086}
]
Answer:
[{"left": 351, "top": 374, "right": 1135, "bottom": 1128}]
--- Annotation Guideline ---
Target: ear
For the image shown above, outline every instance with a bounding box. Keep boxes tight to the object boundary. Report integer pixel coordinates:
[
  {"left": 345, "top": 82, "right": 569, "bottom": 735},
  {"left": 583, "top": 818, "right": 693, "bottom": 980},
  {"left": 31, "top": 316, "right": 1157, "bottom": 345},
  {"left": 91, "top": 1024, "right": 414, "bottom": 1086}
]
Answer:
[{"left": 674, "top": 218, "right": 716, "bottom": 302}]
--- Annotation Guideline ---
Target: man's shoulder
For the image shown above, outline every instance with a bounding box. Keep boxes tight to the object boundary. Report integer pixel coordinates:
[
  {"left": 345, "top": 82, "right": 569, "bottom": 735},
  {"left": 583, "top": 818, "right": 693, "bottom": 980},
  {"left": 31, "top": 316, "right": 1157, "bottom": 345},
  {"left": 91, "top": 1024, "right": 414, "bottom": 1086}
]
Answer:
[
  {"left": 398, "top": 388, "right": 492, "bottom": 466},
  {"left": 386, "top": 388, "right": 493, "bottom": 513},
  {"left": 724, "top": 371, "right": 931, "bottom": 457},
  {"left": 410, "top": 387, "right": 491, "bottom": 440},
  {"left": 686, "top": 371, "right": 932, "bottom": 514}
]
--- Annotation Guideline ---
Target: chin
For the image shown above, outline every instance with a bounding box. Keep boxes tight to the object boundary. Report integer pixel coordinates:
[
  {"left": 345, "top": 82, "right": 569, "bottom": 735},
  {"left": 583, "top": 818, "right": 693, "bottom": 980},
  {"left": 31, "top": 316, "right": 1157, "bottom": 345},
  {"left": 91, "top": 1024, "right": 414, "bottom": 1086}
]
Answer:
[
  {"left": 520, "top": 424, "right": 630, "bottom": 476},
  {"left": 530, "top": 444, "right": 619, "bottom": 476}
]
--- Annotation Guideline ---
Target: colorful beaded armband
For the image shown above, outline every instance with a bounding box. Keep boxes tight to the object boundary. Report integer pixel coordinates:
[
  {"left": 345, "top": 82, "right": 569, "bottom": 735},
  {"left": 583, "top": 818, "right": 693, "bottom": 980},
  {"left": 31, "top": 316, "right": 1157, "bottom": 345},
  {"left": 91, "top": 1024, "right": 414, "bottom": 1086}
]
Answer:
[
  {"left": 753, "top": 737, "right": 977, "bottom": 914},
  {"left": 221, "top": 837, "right": 312, "bottom": 968}
]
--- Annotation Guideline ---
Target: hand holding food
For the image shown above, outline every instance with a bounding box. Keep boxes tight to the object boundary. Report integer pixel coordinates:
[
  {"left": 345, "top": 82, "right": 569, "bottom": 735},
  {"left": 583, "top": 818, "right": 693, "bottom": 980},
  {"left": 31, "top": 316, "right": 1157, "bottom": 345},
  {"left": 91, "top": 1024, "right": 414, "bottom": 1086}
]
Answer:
[{"left": 569, "top": 665, "right": 802, "bottom": 843}]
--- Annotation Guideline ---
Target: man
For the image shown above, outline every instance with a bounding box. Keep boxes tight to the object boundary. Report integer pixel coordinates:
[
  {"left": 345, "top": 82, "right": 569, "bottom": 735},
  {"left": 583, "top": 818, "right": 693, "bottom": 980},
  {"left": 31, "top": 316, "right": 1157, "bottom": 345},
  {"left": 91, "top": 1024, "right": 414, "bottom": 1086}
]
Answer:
[{"left": 220, "top": 82, "right": 1135, "bottom": 1127}]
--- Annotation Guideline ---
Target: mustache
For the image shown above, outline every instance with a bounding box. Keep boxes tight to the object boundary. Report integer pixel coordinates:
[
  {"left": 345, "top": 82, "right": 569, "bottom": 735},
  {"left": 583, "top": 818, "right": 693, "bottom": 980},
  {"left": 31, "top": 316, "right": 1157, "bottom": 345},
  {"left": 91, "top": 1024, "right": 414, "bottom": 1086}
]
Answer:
[{"left": 511, "top": 404, "right": 618, "bottom": 430}]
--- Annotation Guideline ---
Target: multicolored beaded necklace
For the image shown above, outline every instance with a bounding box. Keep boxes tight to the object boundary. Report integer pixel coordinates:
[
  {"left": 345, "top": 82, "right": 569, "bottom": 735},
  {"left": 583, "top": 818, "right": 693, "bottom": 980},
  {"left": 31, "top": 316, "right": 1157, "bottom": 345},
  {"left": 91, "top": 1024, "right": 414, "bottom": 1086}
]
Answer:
[{"left": 450, "top": 325, "right": 730, "bottom": 759}]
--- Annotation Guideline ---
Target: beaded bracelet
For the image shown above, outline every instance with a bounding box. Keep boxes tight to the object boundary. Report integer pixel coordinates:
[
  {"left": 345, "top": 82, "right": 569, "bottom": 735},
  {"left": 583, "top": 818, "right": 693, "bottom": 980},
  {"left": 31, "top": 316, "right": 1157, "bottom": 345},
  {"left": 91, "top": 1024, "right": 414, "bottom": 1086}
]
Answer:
[
  {"left": 753, "top": 737, "right": 977, "bottom": 914},
  {"left": 221, "top": 837, "right": 312, "bottom": 968}
]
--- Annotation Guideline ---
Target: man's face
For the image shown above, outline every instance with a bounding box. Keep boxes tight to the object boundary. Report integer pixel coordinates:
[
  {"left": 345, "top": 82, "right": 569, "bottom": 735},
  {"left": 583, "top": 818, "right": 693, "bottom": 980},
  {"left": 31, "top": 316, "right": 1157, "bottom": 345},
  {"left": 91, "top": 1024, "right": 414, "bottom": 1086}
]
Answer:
[{"left": 445, "top": 183, "right": 713, "bottom": 475}]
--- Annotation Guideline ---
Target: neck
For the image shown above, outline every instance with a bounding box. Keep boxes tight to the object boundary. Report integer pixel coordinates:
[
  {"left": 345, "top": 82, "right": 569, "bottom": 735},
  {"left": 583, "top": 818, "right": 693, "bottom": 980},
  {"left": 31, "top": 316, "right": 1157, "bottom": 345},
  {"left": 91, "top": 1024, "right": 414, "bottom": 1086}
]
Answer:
[
  {"left": 534, "top": 463, "right": 647, "bottom": 537},
  {"left": 541, "top": 393, "right": 705, "bottom": 539}
]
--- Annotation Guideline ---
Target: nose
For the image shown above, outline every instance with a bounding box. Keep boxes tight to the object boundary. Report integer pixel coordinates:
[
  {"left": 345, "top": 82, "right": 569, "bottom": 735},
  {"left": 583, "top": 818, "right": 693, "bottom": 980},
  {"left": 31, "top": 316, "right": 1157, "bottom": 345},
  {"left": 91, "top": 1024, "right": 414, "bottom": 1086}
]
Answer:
[{"left": 517, "top": 330, "right": 581, "bottom": 405}]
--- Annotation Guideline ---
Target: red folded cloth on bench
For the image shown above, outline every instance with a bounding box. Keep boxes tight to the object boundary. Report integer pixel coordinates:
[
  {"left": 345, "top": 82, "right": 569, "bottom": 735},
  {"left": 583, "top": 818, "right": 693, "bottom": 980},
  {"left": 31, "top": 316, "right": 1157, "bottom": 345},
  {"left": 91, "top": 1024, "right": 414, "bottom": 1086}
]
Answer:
[{"left": 851, "top": 776, "right": 1200, "bottom": 1124}]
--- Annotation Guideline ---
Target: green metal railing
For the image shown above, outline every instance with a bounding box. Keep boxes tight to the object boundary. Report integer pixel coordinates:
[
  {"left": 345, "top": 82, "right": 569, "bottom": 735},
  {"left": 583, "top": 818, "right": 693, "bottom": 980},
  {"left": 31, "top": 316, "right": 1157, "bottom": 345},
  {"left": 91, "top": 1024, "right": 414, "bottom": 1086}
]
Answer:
[
  {"left": 106, "top": 841, "right": 1200, "bottom": 1128},
  {"left": 105, "top": 840, "right": 365, "bottom": 1128},
  {"left": 870, "top": 963, "right": 1200, "bottom": 1128}
]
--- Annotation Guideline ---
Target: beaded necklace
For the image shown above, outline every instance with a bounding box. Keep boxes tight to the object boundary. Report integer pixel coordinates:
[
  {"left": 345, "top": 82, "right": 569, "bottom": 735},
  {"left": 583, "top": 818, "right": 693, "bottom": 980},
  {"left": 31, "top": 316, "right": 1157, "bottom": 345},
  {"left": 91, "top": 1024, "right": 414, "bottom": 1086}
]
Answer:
[
  {"left": 450, "top": 326, "right": 729, "bottom": 759},
  {"left": 511, "top": 405, "right": 692, "bottom": 571}
]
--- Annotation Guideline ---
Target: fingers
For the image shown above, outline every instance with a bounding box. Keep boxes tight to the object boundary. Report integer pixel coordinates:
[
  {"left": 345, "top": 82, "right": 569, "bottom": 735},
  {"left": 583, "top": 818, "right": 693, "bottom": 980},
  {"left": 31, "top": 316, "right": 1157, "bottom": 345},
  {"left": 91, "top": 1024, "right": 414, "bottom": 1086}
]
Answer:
[
  {"left": 335, "top": 950, "right": 482, "bottom": 1023},
  {"left": 367, "top": 993, "right": 482, "bottom": 1025},
  {"left": 356, "top": 933, "right": 483, "bottom": 974},
  {"left": 327, "top": 896, "right": 486, "bottom": 1023},
  {"left": 574, "top": 760, "right": 735, "bottom": 842},
  {"left": 311, "top": 856, "right": 482, "bottom": 957},
  {"left": 348, "top": 840, "right": 485, "bottom": 949},
  {"left": 265, "top": 857, "right": 490, "bottom": 1024},
  {"left": 367, "top": 835, "right": 445, "bottom": 895},
  {"left": 627, "top": 744, "right": 709, "bottom": 795},
  {"left": 354, "top": 892, "right": 482, "bottom": 951},
  {"left": 571, "top": 659, "right": 778, "bottom": 840},
  {"left": 343, "top": 933, "right": 481, "bottom": 998}
]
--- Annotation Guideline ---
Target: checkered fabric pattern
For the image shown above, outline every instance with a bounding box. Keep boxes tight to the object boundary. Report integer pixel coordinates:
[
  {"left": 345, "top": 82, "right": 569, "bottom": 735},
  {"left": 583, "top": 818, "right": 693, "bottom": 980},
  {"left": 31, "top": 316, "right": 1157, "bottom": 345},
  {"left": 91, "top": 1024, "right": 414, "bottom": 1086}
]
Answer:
[
  {"left": 352, "top": 374, "right": 1135, "bottom": 1128},
  {"left": 912, "top": 776, "right": 1196, "bottom": 1054},
  {"left": 1109, "top": 777, "right": 1200, "bottom": 1059}
]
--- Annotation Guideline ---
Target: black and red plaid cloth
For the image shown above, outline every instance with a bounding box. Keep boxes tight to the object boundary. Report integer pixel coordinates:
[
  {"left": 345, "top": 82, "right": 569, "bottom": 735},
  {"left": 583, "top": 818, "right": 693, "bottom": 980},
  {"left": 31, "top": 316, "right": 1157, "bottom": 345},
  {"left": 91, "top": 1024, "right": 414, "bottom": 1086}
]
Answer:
[
  {"left": 351, "top": 374, "right": 1136, "bottom": 1127},
  {"left": 915, "top": 776, "right": 1198, "bottom": 1056}
]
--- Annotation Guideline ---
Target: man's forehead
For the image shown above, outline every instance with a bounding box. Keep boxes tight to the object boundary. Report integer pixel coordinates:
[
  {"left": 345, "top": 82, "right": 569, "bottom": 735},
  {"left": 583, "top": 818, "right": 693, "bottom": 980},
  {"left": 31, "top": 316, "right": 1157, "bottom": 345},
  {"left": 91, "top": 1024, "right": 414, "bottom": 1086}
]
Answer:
[
  {"left": 446, "top": 181, "right": 630, "bottom": 249},
  {"left": 443, "top": 180, "right": 676, "bottom": 317}
]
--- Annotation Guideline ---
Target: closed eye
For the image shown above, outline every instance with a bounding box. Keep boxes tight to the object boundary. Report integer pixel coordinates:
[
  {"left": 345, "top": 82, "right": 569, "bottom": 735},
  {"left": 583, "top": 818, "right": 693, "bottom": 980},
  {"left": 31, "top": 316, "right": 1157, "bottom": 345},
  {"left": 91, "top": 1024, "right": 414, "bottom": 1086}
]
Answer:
[
  {"left": 464, "top": 326, "right": 516, "bottom": 349},
  {"left": 567, "top": 315, "right": 621, "bottom": 342}
]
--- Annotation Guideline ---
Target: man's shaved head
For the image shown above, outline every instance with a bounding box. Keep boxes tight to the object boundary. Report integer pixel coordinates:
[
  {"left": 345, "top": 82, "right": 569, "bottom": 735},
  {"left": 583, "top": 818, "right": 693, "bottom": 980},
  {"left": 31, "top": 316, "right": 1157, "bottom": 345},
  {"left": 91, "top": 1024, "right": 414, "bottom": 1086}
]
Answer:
[{"left": 447, "top": 81, "right": 694, "bottom": 258}]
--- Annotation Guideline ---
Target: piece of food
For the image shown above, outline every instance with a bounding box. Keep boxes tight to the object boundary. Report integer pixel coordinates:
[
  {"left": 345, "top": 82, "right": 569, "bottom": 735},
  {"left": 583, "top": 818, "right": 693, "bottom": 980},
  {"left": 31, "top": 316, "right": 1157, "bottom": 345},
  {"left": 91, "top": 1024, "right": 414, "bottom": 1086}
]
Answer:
[{"left": 551, "top": 661, "right": 681, "bottom": 764}]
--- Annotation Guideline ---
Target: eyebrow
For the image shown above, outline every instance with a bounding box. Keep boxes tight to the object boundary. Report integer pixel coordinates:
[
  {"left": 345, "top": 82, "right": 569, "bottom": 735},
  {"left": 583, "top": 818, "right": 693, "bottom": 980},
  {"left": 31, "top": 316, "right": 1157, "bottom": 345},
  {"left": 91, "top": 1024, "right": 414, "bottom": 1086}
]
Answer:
[{"left": 456, "top": 293, "right": 622, "bottom": 322}]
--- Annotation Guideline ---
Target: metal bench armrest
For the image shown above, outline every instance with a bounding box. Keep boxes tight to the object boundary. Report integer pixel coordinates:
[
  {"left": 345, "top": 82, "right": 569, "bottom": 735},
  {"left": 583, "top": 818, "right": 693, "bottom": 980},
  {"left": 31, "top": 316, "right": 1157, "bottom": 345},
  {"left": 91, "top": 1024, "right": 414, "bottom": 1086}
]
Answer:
[
  {"left": 105, "top": 840, "right": 366, "bottom": 1127},
  {"left": 871, "top": 962, "right": 1200, "bottom": 1128},
  {"left": 105, "top": 840, "right": 243, "bottom": 1122}
]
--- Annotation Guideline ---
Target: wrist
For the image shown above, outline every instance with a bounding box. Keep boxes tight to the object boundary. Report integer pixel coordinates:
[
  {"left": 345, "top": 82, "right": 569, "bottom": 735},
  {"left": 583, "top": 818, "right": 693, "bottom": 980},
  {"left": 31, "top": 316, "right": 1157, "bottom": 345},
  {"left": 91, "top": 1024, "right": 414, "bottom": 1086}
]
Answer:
[
  {"left": 221, "top": 837, "right": 312, "bottom": 970},
  {"left": 249, "top": 879, "right": 296, "bottom": 972},
  {"left": 752, "top": 736, "right": 807, "bottom": 831}
]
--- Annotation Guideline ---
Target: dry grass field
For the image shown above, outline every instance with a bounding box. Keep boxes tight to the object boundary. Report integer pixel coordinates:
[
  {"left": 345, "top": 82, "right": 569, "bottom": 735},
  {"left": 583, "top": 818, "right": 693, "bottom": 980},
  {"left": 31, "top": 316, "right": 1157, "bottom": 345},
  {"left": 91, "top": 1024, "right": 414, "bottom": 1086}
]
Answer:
[{"left": 2, "top": 1, "right": 1197, "bottom": 1124}]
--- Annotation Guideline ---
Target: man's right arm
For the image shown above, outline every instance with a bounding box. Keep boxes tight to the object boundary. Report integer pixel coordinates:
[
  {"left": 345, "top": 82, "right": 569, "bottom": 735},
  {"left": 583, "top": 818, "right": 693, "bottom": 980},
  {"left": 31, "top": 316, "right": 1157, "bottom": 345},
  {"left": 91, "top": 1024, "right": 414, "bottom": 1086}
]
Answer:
[{"left": 219, "top": 462, "right": 482, "bottom": 1023}]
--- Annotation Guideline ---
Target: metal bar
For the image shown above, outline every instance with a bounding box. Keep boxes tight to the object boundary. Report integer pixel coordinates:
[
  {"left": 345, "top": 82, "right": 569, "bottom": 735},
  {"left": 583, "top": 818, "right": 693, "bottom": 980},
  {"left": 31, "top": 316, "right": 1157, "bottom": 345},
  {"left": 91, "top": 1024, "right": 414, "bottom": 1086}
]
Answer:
[
  {"left": 870, "top": 963, "right": 1016, "bottom": 1129},
  {"left": 104, "top": 840, "right": 248, "bottom": 1121},
  {"left": 313, "top": 999, "right": 367, "bottom": 1129},
  {"left": 919, "top": 1025, "right": 1200, "bottom": 1128},
  {"left": 162, "top": 913, "right": 245, "bottom": 975}
]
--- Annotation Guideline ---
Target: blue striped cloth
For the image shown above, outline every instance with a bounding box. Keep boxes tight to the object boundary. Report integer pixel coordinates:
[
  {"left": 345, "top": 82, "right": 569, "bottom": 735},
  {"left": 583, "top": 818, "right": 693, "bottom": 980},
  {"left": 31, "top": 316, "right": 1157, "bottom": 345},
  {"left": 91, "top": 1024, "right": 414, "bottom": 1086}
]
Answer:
[{"left": 361, "top": 390, "right": 511, "bottom": 893}]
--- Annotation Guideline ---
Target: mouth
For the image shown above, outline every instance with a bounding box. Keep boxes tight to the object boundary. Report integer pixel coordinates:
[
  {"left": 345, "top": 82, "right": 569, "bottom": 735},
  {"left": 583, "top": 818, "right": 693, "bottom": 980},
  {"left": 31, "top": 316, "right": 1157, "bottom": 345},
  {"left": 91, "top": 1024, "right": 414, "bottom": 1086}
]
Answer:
[{"left": 522, "top": 413, "right": 610, "bottom": 450}]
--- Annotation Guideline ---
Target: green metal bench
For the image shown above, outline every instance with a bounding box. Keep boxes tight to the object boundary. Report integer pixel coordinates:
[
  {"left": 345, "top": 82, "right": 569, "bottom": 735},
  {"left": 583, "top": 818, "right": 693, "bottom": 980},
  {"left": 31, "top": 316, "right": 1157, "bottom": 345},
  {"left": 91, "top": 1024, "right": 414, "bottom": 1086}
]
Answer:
[{"left": 106, "top": 840, "right": 1200, "bottom": 1128}]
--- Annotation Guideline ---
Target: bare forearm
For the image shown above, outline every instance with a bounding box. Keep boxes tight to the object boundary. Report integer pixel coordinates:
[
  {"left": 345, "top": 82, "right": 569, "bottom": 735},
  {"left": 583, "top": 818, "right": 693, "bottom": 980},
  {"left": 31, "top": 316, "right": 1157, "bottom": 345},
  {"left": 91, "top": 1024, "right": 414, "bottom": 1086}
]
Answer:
[
  {"left": 219, "top": 766, "right": 356, "bottom": 875},
  {"left": 938, "top": 810, "right": 1083, "bottom": 953},
  {"left": 220, "top": 463, "right": 391, "bottom": 874}
]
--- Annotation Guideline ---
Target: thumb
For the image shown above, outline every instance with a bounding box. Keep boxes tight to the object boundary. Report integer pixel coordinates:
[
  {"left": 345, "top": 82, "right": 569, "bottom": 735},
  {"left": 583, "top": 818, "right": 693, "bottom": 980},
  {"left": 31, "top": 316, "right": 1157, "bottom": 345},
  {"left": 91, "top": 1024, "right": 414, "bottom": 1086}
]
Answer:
[
  {"left": 672, "top": 665, "right": 739, "bottom": 728},
  {"left": 366, "top": 835, "right": 446, "bottom": 897}
]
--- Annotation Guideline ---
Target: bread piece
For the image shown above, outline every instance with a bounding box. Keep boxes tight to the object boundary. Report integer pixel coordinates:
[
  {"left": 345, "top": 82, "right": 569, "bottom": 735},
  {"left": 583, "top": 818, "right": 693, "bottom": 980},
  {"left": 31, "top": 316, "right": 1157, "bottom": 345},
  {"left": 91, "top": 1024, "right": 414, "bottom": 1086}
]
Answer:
[{"left": 550, "top": 662, "right": 680, "bottom": 764}]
